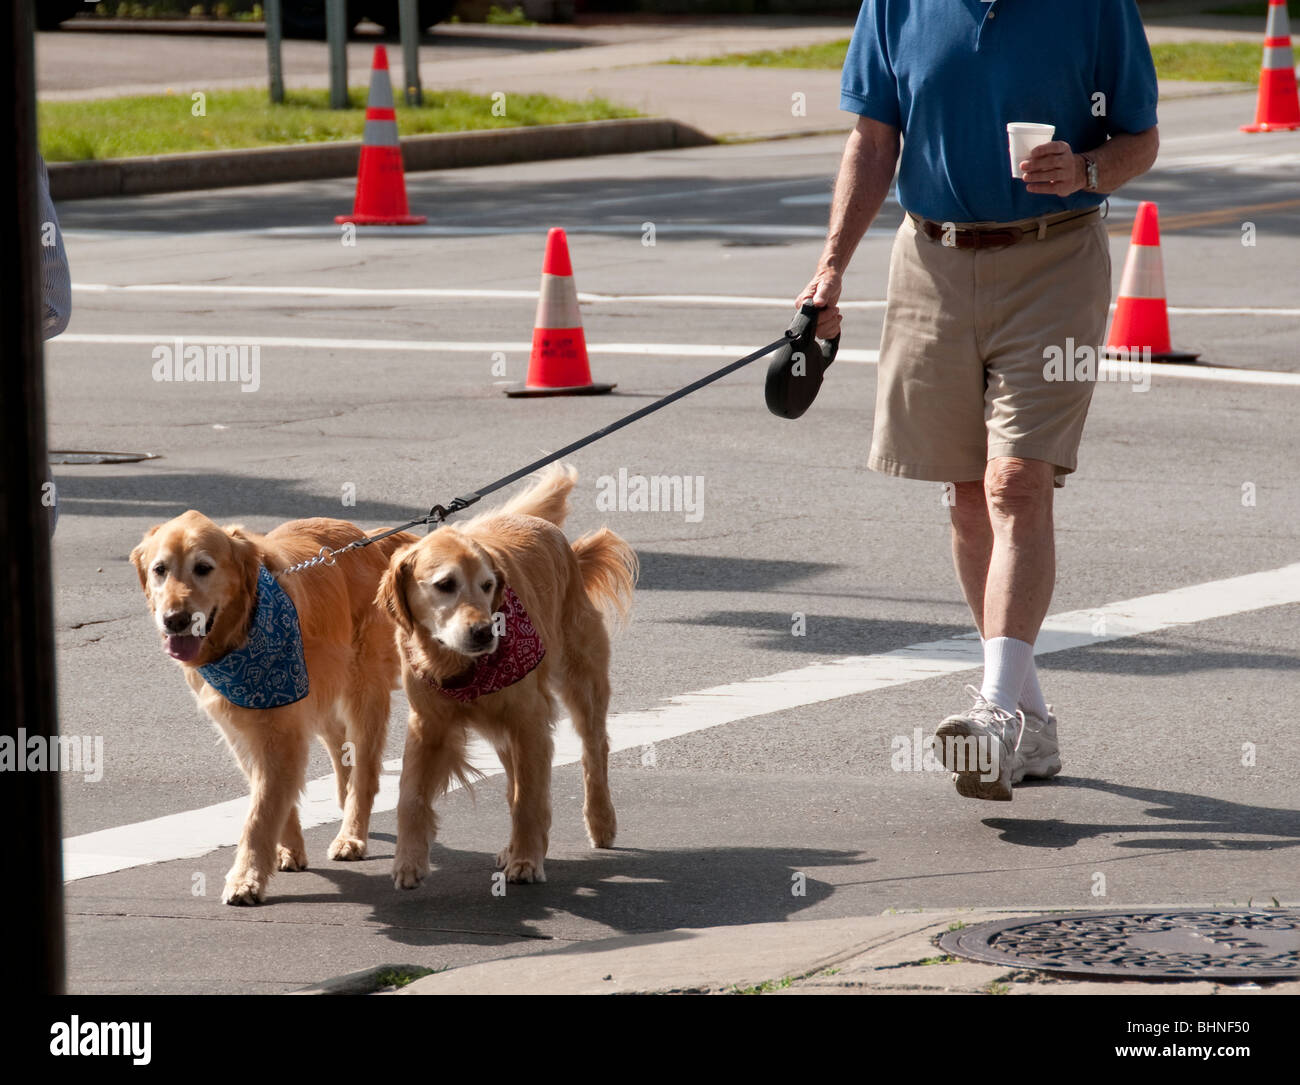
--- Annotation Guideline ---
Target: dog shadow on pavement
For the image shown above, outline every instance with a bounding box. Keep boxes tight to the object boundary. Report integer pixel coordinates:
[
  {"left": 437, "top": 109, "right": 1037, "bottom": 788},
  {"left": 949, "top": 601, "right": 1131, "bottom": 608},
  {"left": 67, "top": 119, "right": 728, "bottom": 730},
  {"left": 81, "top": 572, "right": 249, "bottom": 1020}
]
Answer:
[{"left": 277, "top": 839, "right": 869, "bottom": 950}]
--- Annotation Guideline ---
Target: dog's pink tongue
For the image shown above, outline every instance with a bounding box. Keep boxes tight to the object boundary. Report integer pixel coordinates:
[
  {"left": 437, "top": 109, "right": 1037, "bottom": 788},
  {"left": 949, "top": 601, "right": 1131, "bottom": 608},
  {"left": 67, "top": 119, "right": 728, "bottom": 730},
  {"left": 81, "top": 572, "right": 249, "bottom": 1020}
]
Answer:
[{"left": 166, "top": 634, "right": 204, "bottom": 663}]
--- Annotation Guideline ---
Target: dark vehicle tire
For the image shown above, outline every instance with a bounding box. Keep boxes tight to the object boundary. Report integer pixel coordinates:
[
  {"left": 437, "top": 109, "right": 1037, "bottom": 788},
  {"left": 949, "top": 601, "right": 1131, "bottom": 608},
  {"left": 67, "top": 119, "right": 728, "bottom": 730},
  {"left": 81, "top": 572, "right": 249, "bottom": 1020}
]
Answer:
[
  {"left": 36, "top": 1, "right": 88, "bottom": 31},
  {"left": 363, "top": 1, "right": 457, "bottom": 33}
]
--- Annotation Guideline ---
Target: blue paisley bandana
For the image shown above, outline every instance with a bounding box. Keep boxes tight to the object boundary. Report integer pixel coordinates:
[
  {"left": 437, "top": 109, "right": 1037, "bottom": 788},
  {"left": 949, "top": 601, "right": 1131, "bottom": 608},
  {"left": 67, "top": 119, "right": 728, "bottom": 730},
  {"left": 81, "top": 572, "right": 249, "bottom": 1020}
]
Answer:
[{"left": 198, "top": 566, "right": 309, "bottom": 709}]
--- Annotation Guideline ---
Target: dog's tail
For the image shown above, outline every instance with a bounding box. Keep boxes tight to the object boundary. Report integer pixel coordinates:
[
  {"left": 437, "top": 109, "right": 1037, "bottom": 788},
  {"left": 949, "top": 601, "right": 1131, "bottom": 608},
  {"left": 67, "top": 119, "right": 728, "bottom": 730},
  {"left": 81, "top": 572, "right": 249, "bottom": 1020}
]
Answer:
[
  {"left": 572, "top": 528, "right": 638, "bottom": 630},
  {"left": 499, "top": 463, "right": 577, "bottom": 527}
]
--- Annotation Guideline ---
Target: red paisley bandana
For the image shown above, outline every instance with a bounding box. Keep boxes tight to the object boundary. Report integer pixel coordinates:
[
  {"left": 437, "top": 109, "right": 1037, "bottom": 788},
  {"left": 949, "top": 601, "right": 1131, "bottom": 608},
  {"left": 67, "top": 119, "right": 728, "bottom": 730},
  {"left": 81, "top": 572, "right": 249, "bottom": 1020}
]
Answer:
[{"left": 409, "top": 585, "right": 546, "bottom": 702}]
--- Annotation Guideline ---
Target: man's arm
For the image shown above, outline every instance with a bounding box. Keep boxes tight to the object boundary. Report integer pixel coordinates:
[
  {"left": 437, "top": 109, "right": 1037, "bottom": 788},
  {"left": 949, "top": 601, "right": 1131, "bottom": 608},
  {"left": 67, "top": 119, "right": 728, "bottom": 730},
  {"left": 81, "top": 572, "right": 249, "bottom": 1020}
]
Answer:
[
  {"left": 1020, "top": 126, "right": 1159, "bottom": 197},
  {"left": 797, "top": 114, "right": 901, "bottom": 339}
]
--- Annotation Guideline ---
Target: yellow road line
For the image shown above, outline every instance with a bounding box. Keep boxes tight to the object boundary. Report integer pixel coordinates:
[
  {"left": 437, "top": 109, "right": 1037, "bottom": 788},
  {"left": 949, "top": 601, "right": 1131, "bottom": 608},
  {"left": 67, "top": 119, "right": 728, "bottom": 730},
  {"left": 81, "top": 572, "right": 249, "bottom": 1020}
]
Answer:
[{"left": 1108, "top": 197, "right": 1300, "bottom": 235}]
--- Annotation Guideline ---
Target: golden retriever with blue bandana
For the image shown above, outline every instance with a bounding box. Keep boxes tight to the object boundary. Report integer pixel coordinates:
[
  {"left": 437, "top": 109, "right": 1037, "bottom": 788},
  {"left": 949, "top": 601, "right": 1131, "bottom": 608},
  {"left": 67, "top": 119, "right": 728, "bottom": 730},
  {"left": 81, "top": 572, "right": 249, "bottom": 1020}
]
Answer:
[{"left": 131, "top": 514, "right": 415, "bottom": 904}]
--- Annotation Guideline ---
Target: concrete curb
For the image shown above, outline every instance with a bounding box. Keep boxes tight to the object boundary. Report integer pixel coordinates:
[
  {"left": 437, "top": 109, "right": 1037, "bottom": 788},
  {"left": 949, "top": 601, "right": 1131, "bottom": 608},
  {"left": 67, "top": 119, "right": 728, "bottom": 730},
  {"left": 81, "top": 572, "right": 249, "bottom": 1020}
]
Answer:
[
  {"left": 336, "top": 908, "right": 1299, "bottom": 996},
  {"left": 47, "top": 117, "right": 713, "bottom": 202},
  {"left": 290, "top": 962, "right": 436, "bottom": 995}
]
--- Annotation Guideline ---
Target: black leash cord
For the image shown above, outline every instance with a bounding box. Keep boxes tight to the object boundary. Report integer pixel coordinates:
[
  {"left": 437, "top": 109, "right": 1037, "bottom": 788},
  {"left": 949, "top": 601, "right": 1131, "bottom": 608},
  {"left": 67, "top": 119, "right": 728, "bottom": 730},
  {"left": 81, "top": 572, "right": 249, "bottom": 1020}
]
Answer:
[
  {"left": 439, "top": 334, "right": 792, "bottom": 517},
  {"left": 278, "top": 333, "right": 792, "bottom": 576}
]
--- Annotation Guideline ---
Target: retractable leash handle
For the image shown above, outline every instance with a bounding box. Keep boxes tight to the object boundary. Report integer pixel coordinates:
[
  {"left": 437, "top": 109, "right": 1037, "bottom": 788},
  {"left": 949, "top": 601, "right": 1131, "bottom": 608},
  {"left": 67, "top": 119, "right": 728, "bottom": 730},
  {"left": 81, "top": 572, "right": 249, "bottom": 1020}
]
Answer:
[{"left": 765, "top": 302, "right": 841, "bottom": 419}]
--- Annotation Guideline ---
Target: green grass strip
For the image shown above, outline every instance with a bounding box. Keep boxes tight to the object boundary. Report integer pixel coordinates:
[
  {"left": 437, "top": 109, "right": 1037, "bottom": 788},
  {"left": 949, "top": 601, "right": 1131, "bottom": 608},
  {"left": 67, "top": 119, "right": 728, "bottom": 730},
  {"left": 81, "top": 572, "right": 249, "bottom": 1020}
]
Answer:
[
  {"left": 668, "top": 39, "right": 851, "bottom": 70},
  {"left": 39, "top": 87, "right": 639, "bottom": 162},
  {"left": 669, "top": 38, "right": 1264, "bottom": 85},
  {"left": 1148, "top": 41, "right": 1263, "bottom": 83}
]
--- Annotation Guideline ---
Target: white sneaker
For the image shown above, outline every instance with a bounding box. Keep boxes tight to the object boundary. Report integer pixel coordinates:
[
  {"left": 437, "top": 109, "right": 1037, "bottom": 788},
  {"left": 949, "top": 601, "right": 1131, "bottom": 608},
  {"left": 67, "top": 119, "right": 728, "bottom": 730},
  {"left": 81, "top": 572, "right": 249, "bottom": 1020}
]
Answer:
[
  {"left": 934, "top": 686, "right": 1022, "bottom": 802},
  {"left": 1012, "top": 705, "right": 1061, "bottom": 784}
]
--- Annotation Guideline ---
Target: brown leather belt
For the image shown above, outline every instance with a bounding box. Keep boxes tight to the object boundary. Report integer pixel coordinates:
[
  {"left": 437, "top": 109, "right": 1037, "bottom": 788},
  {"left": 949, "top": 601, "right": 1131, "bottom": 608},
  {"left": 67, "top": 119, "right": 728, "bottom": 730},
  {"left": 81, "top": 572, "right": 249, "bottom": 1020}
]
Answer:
[{"left": 908, "top": 207, "right": 1100, "bottom": 250}]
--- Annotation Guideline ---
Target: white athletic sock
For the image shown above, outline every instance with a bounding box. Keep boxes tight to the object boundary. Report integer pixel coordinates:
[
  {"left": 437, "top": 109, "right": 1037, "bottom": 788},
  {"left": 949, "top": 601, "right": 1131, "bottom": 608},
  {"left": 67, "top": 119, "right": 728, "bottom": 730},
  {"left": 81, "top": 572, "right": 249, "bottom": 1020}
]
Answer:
[
  {"left": 980, "top": 636, "right": 1049, "bottom": 718},
  {"left": 1019, "top": 659, "right": 1049, "bottom": 720},
  {"left": 980, "top": 636, "right": 1034, "bottom": 716}
]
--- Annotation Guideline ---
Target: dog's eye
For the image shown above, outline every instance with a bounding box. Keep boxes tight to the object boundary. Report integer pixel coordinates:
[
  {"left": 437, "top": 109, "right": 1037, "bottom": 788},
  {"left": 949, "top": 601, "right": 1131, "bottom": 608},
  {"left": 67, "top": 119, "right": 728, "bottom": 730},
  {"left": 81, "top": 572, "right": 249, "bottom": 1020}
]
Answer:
[
  {"left": 434, "top": 578, "right": 455, "bottom": 592},
  {"left": 152, "top": 563, "right": 166, "bottom": 578},
  {"left": 481, "top": 581, "right": 493, "bottom": 593},
  {"left": 194, "top": 562, "right": 213, "bottom": 576}
]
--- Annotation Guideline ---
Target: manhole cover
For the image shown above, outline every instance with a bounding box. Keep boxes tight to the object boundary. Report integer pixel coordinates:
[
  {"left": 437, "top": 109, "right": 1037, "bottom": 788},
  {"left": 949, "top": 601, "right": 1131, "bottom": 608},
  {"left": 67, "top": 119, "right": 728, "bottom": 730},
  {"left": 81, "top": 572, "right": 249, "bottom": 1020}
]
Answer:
[
  {"left": 48, "top": 450, "right": 160, "bottom": 465},
  {"left": 939, "top": 909, "right": 1300, "bottom": 981}
]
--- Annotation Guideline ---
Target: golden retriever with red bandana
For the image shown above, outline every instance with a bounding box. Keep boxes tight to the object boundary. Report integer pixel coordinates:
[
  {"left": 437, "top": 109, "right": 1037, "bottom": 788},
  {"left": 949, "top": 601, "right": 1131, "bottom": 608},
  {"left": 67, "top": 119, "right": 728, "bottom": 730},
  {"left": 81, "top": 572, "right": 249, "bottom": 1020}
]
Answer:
[{"left": 378, "top": 465, "right": 636, "bottom": 889}]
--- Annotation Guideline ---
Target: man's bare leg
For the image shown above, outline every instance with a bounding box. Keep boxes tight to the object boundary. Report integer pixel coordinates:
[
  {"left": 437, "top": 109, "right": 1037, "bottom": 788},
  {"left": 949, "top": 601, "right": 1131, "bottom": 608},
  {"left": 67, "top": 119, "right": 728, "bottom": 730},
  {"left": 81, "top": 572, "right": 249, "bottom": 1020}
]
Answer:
[
  {"left": 982, "top": 457, "right": 1056, "bottom": 644},
  {"left": 949, "top": 479, "right": 992, "bottom": 640},
  {"left": 948, "top": 458, "right": 1055, "bottom": 716}
]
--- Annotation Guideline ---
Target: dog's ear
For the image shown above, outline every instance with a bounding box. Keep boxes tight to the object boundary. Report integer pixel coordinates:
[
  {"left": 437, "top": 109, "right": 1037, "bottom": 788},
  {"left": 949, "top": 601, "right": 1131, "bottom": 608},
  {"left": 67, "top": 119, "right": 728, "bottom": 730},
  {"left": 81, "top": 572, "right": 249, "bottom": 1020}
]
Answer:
[
  {"left": 489, "top": 562, "right": 506, "bottom": 616},
  {"left": 225, "top": 525, "right": 262, "bottom": 605},
  {"left": 129, "top": 525, "right": 161, "bottom": 591},
  {"left": 377, "top": 549, "right": 416, "bottom": 633}
]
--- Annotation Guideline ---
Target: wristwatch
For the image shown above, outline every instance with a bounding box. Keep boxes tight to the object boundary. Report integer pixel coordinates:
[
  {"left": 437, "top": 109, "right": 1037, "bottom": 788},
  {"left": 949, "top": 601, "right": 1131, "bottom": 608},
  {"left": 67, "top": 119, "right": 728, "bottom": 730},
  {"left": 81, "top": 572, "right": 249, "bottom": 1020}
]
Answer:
[{"left": 1082, "top": 153, "right": 1099, "bottom": 191}]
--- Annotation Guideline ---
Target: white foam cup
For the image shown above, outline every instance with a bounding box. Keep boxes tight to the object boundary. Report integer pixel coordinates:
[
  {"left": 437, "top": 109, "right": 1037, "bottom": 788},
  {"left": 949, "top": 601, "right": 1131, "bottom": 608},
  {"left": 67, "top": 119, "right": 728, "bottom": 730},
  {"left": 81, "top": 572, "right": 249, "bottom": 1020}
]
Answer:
[{"left": 1007, "top": 122, "right": 1055, "bottom": 178}]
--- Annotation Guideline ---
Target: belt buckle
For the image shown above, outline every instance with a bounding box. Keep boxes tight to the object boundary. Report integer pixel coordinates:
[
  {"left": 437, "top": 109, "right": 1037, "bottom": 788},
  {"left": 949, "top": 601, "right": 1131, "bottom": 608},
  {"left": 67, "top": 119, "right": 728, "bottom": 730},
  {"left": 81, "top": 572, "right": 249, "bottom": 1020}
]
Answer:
[{"left": 971, "top": 228, "right": 1017, "bottom": 250}]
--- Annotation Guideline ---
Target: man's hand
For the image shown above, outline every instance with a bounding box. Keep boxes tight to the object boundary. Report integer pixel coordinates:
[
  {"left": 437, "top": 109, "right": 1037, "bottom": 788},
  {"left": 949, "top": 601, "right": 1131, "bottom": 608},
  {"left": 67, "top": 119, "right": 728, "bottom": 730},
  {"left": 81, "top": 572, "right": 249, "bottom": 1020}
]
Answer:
[
  {"left": 795, "top": 270, "right": 843, "bottom": 340},
  {"left": 1020, "top": 140, "right": 1086, "bottom": 196}
]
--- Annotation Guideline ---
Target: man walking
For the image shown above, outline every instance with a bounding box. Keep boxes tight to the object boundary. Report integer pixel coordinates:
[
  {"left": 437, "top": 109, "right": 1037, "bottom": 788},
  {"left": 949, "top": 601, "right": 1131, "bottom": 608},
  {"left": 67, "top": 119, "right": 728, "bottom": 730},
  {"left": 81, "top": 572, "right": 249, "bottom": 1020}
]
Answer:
[{"left": 798, "top": 1, "right": 1159, "bottom": 800}]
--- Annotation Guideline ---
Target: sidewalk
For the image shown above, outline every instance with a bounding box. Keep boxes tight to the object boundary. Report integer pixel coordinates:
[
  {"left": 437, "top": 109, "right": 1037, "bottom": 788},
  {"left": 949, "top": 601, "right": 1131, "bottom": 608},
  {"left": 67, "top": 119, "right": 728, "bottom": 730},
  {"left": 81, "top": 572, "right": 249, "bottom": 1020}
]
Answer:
[
  {"left": 422, "top": 19, "right": 1265, "bottom": 140},
  {"left": 42, "top": 18, "right": 1264, "bottom": 140},
  {"left": 290, "top": 908, "right": 1300, "bottom": 996}
]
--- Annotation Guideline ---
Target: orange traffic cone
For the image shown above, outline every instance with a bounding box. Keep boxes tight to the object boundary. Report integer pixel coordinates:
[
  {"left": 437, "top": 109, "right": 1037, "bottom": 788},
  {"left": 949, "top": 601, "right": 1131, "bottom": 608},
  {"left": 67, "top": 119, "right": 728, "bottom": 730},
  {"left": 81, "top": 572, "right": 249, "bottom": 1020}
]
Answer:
[
  {"left": 505, "top": 229, "right": 615, "bottom": 397},
  {"left": 1242, "top": 0, "right": 1300, "bottom": 132},
  {"left": 335, "top": 46, "right": 426, "bottom": 226},
  {"left": 1104, "top": 202, "right": 1199, "bottom": 365}
]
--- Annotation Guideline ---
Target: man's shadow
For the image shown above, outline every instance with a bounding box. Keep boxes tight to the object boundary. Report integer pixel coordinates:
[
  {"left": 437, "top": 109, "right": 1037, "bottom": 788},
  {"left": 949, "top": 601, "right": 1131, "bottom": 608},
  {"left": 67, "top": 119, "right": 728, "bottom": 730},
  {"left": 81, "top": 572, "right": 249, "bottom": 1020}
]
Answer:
[{"left": 982, "top": 776, "right": 1300, "bottom": 852}]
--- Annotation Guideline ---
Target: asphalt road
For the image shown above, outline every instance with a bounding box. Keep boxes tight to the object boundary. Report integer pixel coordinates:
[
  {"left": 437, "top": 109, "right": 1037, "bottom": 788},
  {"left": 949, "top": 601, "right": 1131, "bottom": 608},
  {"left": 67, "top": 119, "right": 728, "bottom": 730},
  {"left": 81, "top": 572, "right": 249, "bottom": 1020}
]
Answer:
[{"left": 48, "top": 90, "right": 1300, "bottom": 993}]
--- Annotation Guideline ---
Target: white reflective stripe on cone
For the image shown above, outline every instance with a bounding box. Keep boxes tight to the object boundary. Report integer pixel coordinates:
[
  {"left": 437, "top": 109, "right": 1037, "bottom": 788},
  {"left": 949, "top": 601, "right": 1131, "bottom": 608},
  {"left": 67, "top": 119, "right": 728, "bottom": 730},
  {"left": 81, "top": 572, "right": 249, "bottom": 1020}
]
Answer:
[
  {"left": 1266, "top": 2, "right": 1289, "bottom": 39},
  {"left": 363, "top": 119, "right": 400, "bottom": 147},
  {"left": 1117, "top": 247, "right": 1166, "bottom": 300},
  {"left": 1262, "top": 43, "right": 1296, "bottom": 70},
  {"left": 368, "top": 68, "right": 395, "bottom": 110},
  {"left": 534, "top": 273, "right": 582, "bottom": 329}
]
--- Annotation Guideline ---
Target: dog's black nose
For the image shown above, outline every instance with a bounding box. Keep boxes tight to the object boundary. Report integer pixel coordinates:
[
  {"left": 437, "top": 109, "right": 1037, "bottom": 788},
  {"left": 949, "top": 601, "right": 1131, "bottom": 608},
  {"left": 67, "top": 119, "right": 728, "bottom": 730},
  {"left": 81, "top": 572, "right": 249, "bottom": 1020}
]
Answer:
[
  {"left": 469, "top": 622, "right": 495, "bottom": 648},
  {"left": 163, "top": 610, "right": 191, "bottom": 634}
]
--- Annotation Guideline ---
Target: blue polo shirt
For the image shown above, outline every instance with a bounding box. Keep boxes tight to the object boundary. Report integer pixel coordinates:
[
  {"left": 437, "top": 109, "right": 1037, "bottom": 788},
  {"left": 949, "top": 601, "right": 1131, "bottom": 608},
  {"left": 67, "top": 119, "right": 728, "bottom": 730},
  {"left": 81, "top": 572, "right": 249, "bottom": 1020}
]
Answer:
[{"left": 841, "top": 0, "right": 1159, "bottom": 224}]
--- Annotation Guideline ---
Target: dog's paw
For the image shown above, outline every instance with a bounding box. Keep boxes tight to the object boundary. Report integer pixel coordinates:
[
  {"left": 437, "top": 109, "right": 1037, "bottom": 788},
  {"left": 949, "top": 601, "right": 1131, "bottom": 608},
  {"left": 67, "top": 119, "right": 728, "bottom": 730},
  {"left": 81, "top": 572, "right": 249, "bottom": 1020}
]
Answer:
[
  {"left": 585, "top": 803, "right": 617, "bottom": 850},
  {"left": 328, "top": 834, "right": 367, "bottom": 861},
  {"left": 277, "top": 844, "right": 309, "bottom": 872},
  {"left": 499, "top": 851, "right": 546, "bottom": 884},
  {"left": 222, "top": 875, "right": 266, "bottom": 906},
  {"left": 392, "top": 857, "right": 428, "bottom": 891}
]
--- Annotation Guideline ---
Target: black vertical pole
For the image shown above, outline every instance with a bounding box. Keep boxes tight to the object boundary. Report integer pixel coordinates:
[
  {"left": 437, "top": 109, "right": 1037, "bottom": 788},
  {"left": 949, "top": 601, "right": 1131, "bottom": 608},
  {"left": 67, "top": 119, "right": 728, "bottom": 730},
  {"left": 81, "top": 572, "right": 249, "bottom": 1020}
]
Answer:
[
  {"left": 266, "top": 0, "right": 285, "bottom": 104},
  {"left": 399, "top": 0, "right": 422, "bottom": 107},
  {"left": 327, "top": 0, "right": 349, "bottom": 109},
  {"left": 1, "top": 0, "right": 65, "bottom": 995}
]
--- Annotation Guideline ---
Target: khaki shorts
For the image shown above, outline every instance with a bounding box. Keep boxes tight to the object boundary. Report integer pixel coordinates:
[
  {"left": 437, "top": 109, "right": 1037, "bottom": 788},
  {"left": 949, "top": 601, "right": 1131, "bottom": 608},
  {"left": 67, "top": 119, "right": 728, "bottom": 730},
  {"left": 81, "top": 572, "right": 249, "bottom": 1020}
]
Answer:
[{"left": 869, "top": 210, "right": 1112, "bottom": 487}]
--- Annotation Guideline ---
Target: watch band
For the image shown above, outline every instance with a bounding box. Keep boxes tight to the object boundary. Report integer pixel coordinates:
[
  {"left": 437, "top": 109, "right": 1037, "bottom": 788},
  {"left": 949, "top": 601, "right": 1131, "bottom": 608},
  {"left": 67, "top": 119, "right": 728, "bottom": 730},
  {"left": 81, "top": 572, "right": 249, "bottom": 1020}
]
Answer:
[{"left": 1082, "top": 153, "right": 1099, "bottom": 191}]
